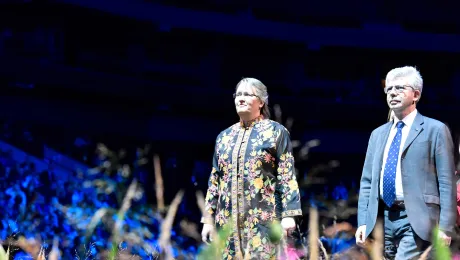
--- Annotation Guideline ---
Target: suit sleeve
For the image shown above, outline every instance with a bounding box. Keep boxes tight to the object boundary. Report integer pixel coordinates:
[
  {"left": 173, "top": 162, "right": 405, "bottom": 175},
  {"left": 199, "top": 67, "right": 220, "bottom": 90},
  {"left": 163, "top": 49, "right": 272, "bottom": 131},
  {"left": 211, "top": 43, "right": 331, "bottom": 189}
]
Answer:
[
  {"left": 275, "top": 126, "right": 302, "bottom": 218},
  {"left": 357, "top": 130, "right": 375, "bottom": 227},
  {"left": 435, "top": 124, "right": 457, "bottom": 235}
]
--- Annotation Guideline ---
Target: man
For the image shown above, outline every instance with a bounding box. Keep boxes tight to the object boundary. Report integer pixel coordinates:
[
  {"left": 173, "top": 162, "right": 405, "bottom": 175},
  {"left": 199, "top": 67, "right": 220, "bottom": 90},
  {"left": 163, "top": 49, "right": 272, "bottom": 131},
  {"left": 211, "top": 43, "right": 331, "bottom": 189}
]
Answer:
[{"left": 356, "top": 66, "right": 456, "bottom": 259}]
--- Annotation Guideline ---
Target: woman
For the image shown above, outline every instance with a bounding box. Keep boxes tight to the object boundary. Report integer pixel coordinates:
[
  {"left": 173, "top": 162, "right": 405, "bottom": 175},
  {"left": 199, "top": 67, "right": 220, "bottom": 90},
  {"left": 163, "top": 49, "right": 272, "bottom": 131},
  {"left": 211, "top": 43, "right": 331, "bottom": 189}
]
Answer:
[{"left": 201, "top": 78, "right": 302, "bottom": 259}]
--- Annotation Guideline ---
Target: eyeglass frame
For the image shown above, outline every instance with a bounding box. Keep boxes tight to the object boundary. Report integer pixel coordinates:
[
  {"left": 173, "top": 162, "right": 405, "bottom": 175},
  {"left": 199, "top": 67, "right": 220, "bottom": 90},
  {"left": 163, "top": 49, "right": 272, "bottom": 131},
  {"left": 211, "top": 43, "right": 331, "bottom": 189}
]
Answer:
[
  {"left": 233, "top": 92, "right": 260, "bottom": 99},
  {"left": 384, "top": 85, "right": 417, "bottom": 94}
]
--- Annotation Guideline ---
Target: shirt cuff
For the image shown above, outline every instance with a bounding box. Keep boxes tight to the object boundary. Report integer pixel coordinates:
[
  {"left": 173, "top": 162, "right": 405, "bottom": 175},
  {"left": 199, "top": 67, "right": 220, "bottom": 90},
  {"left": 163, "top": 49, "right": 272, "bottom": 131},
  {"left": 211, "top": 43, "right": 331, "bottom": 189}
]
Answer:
[{"left": 201, "top": 216, "right": 214, "bottom": 225}]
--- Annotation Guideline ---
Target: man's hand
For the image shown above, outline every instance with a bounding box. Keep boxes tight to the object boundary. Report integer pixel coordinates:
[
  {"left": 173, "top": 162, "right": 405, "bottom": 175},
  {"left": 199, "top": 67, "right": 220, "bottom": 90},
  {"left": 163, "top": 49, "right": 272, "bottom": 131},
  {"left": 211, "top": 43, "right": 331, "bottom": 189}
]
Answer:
[
  {"left": 438, "top": 230, "right": 452, "bottom": 247},
  {"left": 355, "top": 225, "right": 367, "bottom": 247},
  {"left": 281, "top": 217, "right": 296, "bottom": 236},
  {"left": 201, "top": 224, "right": 216, "bottom": 245}
]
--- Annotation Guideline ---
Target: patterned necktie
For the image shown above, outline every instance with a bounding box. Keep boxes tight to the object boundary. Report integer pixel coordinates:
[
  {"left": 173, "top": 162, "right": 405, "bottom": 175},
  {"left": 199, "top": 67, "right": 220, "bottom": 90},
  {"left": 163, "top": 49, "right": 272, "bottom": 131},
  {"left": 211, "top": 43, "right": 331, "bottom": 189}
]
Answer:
[{"left": 382, "top": 121, "right": 405, "bottom": 207}]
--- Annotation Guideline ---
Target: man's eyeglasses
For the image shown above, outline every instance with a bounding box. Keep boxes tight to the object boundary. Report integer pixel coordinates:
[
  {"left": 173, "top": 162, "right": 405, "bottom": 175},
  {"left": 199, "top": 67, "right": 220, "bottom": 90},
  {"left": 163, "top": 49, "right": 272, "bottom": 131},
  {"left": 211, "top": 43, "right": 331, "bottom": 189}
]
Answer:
[
  {"left": 384, "top": 85, "right": 415, "bottom": 94},
  {"left": 233, "top": 92, "right": 258, "bottom": 99}
]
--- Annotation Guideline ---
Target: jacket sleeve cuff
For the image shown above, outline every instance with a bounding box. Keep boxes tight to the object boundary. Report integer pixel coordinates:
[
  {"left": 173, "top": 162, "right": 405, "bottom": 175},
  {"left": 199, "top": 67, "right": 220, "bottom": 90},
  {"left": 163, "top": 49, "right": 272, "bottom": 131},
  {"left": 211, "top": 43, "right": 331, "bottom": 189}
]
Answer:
[{"left": 282, "top": 209, "right": 302, "bottom": 218}]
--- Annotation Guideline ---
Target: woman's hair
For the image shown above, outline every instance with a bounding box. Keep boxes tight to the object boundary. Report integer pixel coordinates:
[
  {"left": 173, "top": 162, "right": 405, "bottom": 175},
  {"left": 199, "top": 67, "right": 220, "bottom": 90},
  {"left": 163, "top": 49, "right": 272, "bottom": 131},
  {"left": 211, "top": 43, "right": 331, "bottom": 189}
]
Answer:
[{"left": 235, "top": 77, "right": 270, "bottom": 118}]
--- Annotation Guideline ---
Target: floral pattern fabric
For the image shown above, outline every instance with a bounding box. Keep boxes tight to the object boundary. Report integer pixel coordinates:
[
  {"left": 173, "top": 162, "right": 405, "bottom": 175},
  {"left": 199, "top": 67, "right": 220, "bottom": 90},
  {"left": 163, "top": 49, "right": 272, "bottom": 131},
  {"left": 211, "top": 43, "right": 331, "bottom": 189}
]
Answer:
[{"left": 202, "top": 118, "right": 302, "bottom": 259}]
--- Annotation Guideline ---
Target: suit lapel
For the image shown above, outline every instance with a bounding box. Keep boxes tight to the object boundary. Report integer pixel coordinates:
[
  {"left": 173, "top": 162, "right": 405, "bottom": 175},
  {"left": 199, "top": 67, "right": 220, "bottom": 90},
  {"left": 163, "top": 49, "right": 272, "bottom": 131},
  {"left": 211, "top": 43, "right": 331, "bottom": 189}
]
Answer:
[{"left": 402, "top": 113, "right": 425, "bottom": 153}]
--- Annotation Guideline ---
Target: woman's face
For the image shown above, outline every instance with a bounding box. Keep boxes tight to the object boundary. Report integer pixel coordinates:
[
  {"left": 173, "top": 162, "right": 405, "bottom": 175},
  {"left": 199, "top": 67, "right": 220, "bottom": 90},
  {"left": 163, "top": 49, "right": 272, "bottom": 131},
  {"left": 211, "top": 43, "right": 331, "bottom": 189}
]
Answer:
[{"left": 234, "top": 83, "right": 263, "bottom": 119}]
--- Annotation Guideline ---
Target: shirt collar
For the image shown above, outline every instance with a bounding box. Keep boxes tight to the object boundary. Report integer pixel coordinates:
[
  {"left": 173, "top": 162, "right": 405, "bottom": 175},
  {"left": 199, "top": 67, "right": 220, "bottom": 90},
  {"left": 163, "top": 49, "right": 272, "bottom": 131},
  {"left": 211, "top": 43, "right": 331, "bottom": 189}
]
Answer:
[
  {"left": 240, "top": 115, "right": 264, "bottom": 128},
  {"left": 392, "top": 109, "right": 418, "bottom": 130}
]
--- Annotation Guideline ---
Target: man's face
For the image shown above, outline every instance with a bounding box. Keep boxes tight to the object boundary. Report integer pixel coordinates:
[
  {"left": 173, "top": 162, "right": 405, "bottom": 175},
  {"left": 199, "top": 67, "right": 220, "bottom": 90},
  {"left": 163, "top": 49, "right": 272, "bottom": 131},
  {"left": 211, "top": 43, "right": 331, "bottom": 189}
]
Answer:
[{"left": 385, "top": 78, "right": 420, "bottom": 112}]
